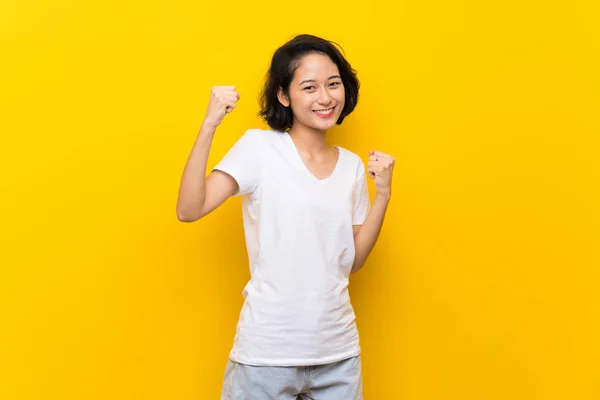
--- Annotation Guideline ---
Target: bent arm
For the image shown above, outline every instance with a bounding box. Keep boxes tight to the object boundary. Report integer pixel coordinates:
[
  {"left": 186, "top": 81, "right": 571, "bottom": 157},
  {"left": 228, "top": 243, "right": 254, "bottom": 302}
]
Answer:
[
  {"left": 176, "top": 124, "right": 238, "bottom": 222},
  {"left": 351, "top": 193, "right": 391, "bottom": 273}
]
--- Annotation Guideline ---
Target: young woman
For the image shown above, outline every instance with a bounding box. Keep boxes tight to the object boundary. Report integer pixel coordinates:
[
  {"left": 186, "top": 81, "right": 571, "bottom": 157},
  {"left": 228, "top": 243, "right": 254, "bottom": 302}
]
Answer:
[{"left": 176, "top": 34, "right": 395, "bottom": 399}]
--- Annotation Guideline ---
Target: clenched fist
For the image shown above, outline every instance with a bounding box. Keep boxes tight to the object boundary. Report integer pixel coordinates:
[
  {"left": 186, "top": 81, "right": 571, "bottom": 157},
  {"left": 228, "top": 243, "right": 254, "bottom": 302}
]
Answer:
[
  {"left": 368, "top": 150, "right": 395, "bottom": 197},
  {"left": 202, "top": 86, "right": 240, "bottom": 129}
]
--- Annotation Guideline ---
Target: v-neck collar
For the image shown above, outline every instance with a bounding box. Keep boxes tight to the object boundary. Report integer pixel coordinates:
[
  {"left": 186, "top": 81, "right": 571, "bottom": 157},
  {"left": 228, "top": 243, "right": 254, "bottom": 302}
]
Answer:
[{"left": 283, "top": 131, "right": 343, "bottom": 183}]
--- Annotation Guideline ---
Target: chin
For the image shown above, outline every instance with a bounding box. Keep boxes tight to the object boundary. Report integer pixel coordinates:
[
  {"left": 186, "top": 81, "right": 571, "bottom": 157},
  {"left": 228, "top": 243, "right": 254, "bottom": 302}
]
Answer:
[
  {"left": 313, "top": 115, "right": 339, "bottom": 128},
  {"left": 310, "top": 122, "right": 335, "bottom": 132}
]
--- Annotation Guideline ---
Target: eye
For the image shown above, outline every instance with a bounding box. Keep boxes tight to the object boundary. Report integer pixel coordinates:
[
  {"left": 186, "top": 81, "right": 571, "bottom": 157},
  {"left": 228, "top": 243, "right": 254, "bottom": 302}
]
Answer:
[
  {"left": 303, "top": 86, "right": 315, "bottom": 90},
  {"left": 330, "top": 82, "right": 341, "bottom": 87}
]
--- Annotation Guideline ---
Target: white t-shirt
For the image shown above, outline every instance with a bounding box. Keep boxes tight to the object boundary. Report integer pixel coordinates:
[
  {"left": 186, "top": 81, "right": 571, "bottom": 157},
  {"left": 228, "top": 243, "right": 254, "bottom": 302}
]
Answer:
[{"left": 213, "top": 128, "right": 371, "bottom": 366}]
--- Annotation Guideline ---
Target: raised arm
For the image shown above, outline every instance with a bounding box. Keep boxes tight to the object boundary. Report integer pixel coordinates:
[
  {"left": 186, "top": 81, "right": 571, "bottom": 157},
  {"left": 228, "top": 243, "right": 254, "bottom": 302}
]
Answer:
[
  {"left": 351, "top": 150, "right": 395, "bottom": 273},
  {"left": 176, "top": 86, "right": 240, "bottom": 222}
]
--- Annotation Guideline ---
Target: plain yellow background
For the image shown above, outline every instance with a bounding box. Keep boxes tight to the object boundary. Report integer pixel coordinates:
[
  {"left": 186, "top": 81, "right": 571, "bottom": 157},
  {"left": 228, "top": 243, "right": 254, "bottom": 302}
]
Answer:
[{"left": 1, "top": 0, "right": 599, "bottom": 399}]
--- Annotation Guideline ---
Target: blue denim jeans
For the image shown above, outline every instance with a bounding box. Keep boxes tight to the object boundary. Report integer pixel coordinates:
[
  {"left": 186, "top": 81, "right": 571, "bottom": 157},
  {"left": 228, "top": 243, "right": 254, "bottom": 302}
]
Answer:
[{"left": 220, "top": 355, "right": 363, "bottom": 399}]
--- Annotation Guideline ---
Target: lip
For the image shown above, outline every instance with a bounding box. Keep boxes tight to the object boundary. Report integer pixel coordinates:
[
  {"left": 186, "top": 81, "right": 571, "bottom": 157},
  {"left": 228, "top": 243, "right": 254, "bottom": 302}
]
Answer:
[{"left": 313, "top": 106, "right": 336, "bottom": 118}]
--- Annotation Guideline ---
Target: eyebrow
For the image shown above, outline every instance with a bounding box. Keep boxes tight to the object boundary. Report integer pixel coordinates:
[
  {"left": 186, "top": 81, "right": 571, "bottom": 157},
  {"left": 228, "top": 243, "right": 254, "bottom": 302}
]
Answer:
[{"left": 298, "top": 75, "right": 342, "bottom": 86}]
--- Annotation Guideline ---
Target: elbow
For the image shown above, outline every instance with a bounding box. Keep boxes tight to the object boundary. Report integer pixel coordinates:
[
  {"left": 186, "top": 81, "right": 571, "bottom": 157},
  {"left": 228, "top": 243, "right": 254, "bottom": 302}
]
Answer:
[
  {"left": 176, "top": 207, "right": 202, "bottom": 223},
  {"left": 350, "top": 254, "right": 367, "bottom": 274},
  {"left": 177, "top": 214, "right": 198, "bottom": 223},
  {"left": 350, "top": 263, "right": 362, "bottom": 274}
]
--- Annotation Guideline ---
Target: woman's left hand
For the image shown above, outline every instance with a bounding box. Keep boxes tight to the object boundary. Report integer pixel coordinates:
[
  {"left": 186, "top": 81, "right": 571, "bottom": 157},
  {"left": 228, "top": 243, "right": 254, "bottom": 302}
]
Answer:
[{"left": 368, "top": 150, "right": 395, "bottom": 198}]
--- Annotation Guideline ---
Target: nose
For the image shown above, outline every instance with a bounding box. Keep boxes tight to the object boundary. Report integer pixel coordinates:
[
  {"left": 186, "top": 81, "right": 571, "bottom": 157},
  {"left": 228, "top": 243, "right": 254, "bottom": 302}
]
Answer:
[{"left": 317, "top": 87, "right": 333, "bottom": 105}]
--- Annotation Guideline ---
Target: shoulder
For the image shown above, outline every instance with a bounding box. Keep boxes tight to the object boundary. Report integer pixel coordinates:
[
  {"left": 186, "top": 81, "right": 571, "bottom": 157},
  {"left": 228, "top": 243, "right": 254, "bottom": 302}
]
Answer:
[
  {"left": 240, "top": 128, "right": 265, "bottom": 140},
  {"left": 254, "top": 128, "right": 287, "bottom": 141},
  {"left": 231, "top": 128, "right": 271, "bottom": 152},
  {"left": 241, "top": 128, "right": 285, "bottom": 144},
  {"left": 338, "top": 146, "right": 366, "bottom": 175},
  {"left": 230, "top": 129, "right": 290, "bottom": 160}
]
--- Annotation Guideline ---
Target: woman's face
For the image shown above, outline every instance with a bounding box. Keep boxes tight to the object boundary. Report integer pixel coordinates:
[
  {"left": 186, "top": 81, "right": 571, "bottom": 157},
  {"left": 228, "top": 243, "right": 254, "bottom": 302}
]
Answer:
[{"left": 278, "top": 53, "right": 345, "bottom": 132}]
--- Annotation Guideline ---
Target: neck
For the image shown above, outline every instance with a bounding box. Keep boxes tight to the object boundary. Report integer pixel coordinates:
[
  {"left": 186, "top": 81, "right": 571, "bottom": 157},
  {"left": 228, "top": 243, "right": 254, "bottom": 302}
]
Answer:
[{"left": 287, "top": 123, "right": 330, "bottom": 153}]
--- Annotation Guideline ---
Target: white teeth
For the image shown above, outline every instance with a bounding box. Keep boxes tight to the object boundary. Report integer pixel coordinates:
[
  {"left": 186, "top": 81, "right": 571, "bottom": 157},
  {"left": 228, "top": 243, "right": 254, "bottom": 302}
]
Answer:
[{"left": 314, "top": 108, "right": 334, "bottom": 114}]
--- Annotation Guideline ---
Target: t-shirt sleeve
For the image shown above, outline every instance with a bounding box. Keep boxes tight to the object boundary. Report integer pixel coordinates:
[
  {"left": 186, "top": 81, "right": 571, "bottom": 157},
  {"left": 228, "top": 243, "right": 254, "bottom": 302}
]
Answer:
[
  {"left": 212, "top": 129, "right": 262, "bottom": 196},
  {"left": 353, "top": 160, "right": 371, "bottom": 225}
]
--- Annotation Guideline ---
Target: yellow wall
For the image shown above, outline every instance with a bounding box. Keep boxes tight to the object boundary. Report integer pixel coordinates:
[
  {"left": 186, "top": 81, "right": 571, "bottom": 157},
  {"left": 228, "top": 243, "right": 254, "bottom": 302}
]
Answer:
[{"left": 1, "top": 0, "right": 599, "bottom": 398}]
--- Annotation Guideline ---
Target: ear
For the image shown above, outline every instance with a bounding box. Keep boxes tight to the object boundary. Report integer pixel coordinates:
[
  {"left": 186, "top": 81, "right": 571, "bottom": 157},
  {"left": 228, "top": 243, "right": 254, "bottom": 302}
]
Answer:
[{"left": 277, "top": 87, "right": 290, "bottom": 107}]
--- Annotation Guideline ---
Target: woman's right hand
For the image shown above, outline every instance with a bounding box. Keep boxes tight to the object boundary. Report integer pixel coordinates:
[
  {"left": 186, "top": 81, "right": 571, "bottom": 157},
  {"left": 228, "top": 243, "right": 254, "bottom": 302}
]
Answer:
[{"left": 202, "top": 86, "right": 240, "bottom": 129}]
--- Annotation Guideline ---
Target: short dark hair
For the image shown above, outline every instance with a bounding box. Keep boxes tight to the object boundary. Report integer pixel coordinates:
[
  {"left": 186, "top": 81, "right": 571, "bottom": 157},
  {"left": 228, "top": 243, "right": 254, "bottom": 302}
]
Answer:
[{"left": 258, "top": 34, "right": 360, "bottom": 132}]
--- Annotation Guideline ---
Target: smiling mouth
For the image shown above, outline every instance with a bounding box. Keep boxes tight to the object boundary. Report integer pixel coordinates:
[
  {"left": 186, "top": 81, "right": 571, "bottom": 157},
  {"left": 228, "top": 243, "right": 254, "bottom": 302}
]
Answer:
[{"left": 313, "top": 106, "right": 335, "bottom": 115}]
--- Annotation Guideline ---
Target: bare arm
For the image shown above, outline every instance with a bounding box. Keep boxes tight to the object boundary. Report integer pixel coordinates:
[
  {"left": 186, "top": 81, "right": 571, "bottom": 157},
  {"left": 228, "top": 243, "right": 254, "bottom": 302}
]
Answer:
[
  {"left": 350, "top": 150, "right": 395, "bottom": 273},
  {"left": 176, "top": 86, "right": 241, "bottom": 222},
  {"left": 176, "top": 124, "right": 238, "bottom": 222},
  {"left": 351, "top": 193, "right": 391, "bottom": 273}
]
